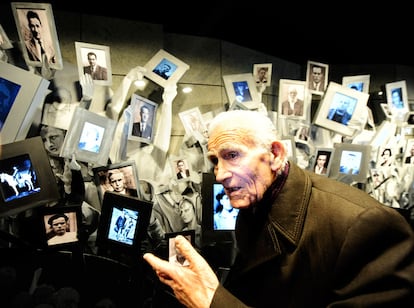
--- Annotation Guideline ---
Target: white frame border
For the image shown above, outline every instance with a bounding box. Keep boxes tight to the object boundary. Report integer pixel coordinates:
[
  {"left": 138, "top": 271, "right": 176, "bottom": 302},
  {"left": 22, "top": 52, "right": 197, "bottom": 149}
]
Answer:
[
  {"left": 222, "top": 73, "right": 260, "bottom": 110},
  {"left": 75, "top": 41, "right": 112, "bottom": 86},
  {"left": 143, "top": 49, "right": 190, "bottom": 88}
]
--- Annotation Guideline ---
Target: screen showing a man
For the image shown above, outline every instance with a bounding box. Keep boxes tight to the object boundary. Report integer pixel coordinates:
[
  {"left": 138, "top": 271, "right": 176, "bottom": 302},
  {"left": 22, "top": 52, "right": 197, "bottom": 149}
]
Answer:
[{"left": 153, "top": 59, "right": 176, "bottom": 80}]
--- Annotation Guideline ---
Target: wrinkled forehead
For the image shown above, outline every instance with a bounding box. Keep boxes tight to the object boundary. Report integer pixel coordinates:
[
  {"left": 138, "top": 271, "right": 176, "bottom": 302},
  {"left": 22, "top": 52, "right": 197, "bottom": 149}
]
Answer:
[{"left": 208, "top": 125, "right": 255, "bottom": 152}]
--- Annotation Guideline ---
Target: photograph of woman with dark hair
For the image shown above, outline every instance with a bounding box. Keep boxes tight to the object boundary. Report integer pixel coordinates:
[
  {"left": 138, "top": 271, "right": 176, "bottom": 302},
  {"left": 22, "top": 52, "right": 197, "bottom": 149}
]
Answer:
[{"left": 214, "top": 188, "right": 239, "bottom": 230}]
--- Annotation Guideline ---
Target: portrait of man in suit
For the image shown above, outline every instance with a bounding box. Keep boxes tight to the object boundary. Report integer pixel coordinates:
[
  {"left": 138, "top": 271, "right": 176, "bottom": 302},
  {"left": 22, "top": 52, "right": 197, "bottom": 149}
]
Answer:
[
  {"left": 281, "top": 85, "right": 304, "bottom": 116},
  {"left": 83, "top": 51, "right": 108, "bottom": 80},
  {"left": 24, "top": 10, "right": 56, "bottom": 65},
  {"left": 176, "top": 159, "right": 190, "bottom": 180},
  {"left": 308, "top": 64, "right": 326, "bottom": 92},
  {"left": 132, "top": 104, "right": 153, "bottom": 140}
]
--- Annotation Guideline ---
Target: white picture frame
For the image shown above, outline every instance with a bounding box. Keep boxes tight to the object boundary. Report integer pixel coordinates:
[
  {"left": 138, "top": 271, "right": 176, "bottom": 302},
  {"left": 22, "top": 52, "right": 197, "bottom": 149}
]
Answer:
[
  {"left": 0, "top": 61, "right": 50, "bottom": 145},
  {"left": 330, "top": 143, "right": 371, "bottom": 183},
  {"left": 305, "top": 60, "right": 329, "bottom": 95},
  {"left": 278, "top": 79, "right": 307, "bottom": 120},
  {"left": 11, "top": 2, "right": 63, "bottom": 70},
  {"left": 385, "top": 80, "right": 410, "bottom": 116},
  {"left": 342, "top": 74, "right": 370, "bottom": 93},
  {"left": 222, "top": 73, "right": 260, "bottom": 110},
  {"left": 75, "top": 41, "right": 112, "bottom": 86},
  {"left": 0, "top": 24, "right": 13, "bottom": 49},
  {"left": 170, "top": 156, "right": 192, "bottom": 182},
  {"left": 128, "top": 94, "right": 158, "bottom": 144},
  {"left": 60, "top": 107, "right": 117, "bottom": 166},
  {"left": 93, "top": 161, "right": 141, "bottom": 205},
  {"left": 178, "top": 107, "right": 208, "bottom": 142},
  {"left": 280, "top": 136, "right": 296, "bottom": 163},
  {"left": 253, "top": 63, "right": 272, "bottom": 86},
  {"left": 143, "top": 49, "right": 190, "bottom": 88},
  {"left": 313, "top": 82, "right": 370, "bottom": 137}
]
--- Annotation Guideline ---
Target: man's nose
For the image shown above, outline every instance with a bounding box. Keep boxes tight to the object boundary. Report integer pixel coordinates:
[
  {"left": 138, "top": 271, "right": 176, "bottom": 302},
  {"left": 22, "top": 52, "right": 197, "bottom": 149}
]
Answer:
[{"left": 215, "top": 162, "right": 231, "bottom": 182}]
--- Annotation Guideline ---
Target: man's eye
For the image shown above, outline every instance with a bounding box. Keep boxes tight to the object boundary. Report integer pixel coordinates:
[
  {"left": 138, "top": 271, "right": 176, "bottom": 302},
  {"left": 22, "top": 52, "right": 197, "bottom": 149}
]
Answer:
[{"left": 224, "top": 152, "right": 238, "bottom": 160}]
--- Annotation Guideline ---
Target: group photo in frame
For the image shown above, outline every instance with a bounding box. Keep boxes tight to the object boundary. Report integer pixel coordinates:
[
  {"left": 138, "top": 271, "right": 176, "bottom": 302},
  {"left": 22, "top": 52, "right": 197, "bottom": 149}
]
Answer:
[
  {"left": 385, "top": 80, "right": 410, "bottom": 116},
  {"left": 342, "top": 74, "right": 370, "bottom": 93},
  {"left": 143, "top": 49, "right": 190, "bottom": 88},
  {"left": 313, "top": 82, "right": 370, "bottom": 137},
  {"left": 0, "top": 23, "right": 13, "bottom": 50},
  {"left": 93, "top": 161, "right": 140, "bottom": 205},
  {"left": 306, "top": 60, "right": 329, "bottom": 95},
  {"left": 75, "top": 41, "right": 112, "bottom": 86},
  {"left": 0, "top": 61, "right": 50, "bottom": 145},
  {"left": 11, "top": 2, "right": 63, "bottom": 70},
  {"left": 60, "top": 107, "right": 117, "bottom": 166},
  {"left": 178, "top": 107, "right": 208, "bottom": 142},
  {"left": 278, "top": 79, "right": 307, "bottom": 119},
  {"left": 40, "top": 204, "right": 81, "bottom": 248},
  {"left": 95, "top": 191, "right": 153, "bottom": 256},
  {"left": 253, "top": 63, "right": 272, "bottom": 86},
  {"left": 311, "top": 147, "right": 334, "bottom": 176},
  {"left": 330, "top": 143, "right": 371, "bottom": 183},
  {"left": 222, "top": 73, "right": 260, "bottom": 110},
  {"left": 128, "top": 94, "right": 158, "bottom": 144}
]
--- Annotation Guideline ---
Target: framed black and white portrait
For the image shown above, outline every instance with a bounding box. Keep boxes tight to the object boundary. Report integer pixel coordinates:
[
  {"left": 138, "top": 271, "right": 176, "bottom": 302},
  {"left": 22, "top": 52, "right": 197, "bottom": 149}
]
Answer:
[
  {"left": 128, "top": 94, "right": 158, "bottom": 144},
  {"left": 93, "top": 161, "right": 140, "bottom": 205},
  {"left": 11, "top": 2, "right": 63, "bottom": 70},
  {"left": 311, "top": 147, "right": 334, "bottom": 176},
  {"left": 178, "top": 107, "right": 208, "bottom": 142},
  {"left": 306, "top": 60, "right": 329, "bottom": 95},
  {"left": 253, "top": 63, "right": 272, "bottom": 86},
  {"left": 278, "top": 79, "right": 307, "bottom": 120},
  {"left": 75, "top": 41, "right": 112, "bottom": 86}
]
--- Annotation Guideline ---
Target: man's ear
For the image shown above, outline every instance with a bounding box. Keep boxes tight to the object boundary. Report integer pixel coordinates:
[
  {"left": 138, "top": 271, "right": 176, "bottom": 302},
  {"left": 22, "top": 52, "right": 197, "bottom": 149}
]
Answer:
[
  {"left": 270, "top": 141, "right": 287, "bottom": 170},
  {"left": 271, "top": 141, "right": 286, "bottom": 158}
]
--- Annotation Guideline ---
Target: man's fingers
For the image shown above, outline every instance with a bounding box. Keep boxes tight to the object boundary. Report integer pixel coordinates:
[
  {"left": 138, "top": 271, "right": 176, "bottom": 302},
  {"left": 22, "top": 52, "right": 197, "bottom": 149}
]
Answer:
[{"left": 175, "top": 235, "right": 204, "bottom": 265}]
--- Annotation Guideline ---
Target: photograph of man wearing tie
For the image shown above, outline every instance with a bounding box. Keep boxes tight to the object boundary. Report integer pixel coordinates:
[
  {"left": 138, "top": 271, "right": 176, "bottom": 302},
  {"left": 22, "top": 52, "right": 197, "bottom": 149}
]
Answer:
[
  {"left": 83, "top": 51, "right": 108, "bottom": 80},
  {"left": 23, "top": 10, "right": 56, "bottom": 65},
  {"left": 132, "top": 104, "right": 153, "bottom": 140}
]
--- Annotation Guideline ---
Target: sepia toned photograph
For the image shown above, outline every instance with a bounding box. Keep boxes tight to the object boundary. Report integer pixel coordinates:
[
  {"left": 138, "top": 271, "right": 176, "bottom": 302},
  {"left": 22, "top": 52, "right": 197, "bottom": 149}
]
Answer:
[
  {"left": 75, "top": 41, "right": 112, "bottom": 86},
  {"left": 11, "top": 2, "right": 63, "bottom": 69},
  {"left": 306, "top": 60, "right": 329, "bottom": 95},
  {"left": 253, "top": 63, "right": 272, "bottom": 86},
  {"left": 278, "top": 79, "right": 307, "bottom": 120}
]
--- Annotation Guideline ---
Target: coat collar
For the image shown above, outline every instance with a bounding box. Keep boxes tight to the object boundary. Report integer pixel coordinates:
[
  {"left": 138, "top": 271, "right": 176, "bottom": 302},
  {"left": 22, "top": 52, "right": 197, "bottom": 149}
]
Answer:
[{"left": 235, "top": 162, "right": 311, "bottom": 268}]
